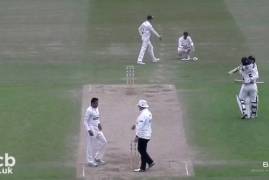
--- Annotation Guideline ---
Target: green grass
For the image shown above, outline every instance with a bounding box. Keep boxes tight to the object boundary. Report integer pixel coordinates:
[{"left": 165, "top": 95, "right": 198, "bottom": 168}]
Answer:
[
  {"left": 0, "top": 0, "right": 269, "bottom": 179},
  {"left": 0, "top": 86, "right": 79, "bottom": 180}
]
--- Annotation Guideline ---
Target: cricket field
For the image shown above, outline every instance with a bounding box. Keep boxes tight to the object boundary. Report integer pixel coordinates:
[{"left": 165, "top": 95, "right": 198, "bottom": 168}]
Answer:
[{"left": 0, "top": 0, "right": 269, "bottom": 180}]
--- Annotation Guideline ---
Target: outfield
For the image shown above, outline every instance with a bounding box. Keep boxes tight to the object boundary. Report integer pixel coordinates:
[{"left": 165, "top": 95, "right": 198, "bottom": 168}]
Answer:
[{"left": 0, "top": 0, "right": 269, "bottom": 180}]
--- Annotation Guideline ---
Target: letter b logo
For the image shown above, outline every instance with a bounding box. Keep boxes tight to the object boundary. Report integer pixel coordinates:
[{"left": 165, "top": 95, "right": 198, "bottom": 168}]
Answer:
[
  {"left": 5, "top": 153, "right": 16, "bottom": 167},
  {"left": 263, "top": 161, "right": 269, "bottom": 168}
]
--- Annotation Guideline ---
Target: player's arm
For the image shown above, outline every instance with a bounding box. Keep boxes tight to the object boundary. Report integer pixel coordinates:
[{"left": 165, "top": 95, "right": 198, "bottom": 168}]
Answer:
[
  {"left": 84, "top": 110, "right": 94, "bottom": 136},
  {"left": 150, "top": 25, "right": 161, "bottom": 39},
  {"left": 254, "top": 65, "right": 259, "bottom": 79},
  {"left": 134, "top": 118, "right": 145, "bottom": 142},
  {"left": 178, "top": 38, "right": 183, "bottom": 48},
  {"left": 250, "top": 68, "right": 259, "bottom": 82},
  {"left": 138, "top": 24, "right": 143, "bottom": 36},
  {"left": 252, "top": 72, "right": 259, "bottom": 80},
  {"left": 189, "top": 37, "right": 194, "bottom": 49}
]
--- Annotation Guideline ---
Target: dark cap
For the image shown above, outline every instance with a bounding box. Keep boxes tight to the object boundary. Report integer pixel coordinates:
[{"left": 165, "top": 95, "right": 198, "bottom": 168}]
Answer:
[
  {"left": 147, "top": 15, "right": 153, "bottom": 20},
  {"left": 241, "top": 57, "right": 251, "bottom": 66},
  {"left": 248, "top": 55, "right": 256, "bottom": 63},
  {"left": 183, "top": 32, "right": 189, "bottom": 36},
  {"left": 91, "top": 97, "right": 98, "bottom": 104}
]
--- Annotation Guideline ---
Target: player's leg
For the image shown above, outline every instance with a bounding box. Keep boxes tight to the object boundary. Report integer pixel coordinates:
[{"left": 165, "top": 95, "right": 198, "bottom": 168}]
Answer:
[
  {"left": 250, "top": 95, "right": 258, "bottom": 118},
  {"left": 86, "top": 135, "right": 98, "bottom": 167},
  {"left": 143, "top": 139, "right": 153, "bottom": 166},
  {"left": 238, "top": 85, "right": 248, "bottom": 119},
  {"left": 187, "top": 46, "right": 196, "bottom": 60},
  {"left": 137, "top": 138, "right": 147, "bottom": 171},
  {"left": 178, "top": 48, "right": 189, "bottom": 60},
  {"left": 185, "top": 49, "right": 191, "bottom": 60},
  {"left": 147, "top": 41, "right": 159, "bottom": 62},
  {"left": 178, "top": 48, "right": 184, "bottom": 59},
  {"left": 137, "top": 39, "right": 148, "bottom": 64},
  {"left": 94, "top": 131, "right": 107, "bottom": 163},
  {"left": 249, "top": 85, "right": 258, "bottom": 118},
  {"left": 187, "top": 46, "right": 196, "bottom": 59}
]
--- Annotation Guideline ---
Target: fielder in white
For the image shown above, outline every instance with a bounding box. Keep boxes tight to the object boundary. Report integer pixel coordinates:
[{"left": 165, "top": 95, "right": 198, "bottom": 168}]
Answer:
[
  {"left": 84, "top": 97, "right": 107, "bottom": 167},
  {"left": 178, "top": 32, "right": 197, "bottom": 61},
  {"left": 236, "top": 57, "right": 259, "bottom": 119},
  {"left": 137, "top": 15, "right": 162, "bottom": 65}
]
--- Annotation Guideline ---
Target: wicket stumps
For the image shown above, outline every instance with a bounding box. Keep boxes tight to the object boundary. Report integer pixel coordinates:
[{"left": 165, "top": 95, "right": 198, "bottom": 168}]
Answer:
[
  {"left": 126, "top": 66, "right": 135, "bottom": 85},
  {"left": 130, "top": 140, "right": 138, "bottom": 169}
]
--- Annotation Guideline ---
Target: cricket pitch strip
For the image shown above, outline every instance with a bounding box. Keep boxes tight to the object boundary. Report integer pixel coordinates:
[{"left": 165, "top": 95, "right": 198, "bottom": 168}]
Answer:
[{"left": 77, "top": 84, "right": 194, "bottom": 179}]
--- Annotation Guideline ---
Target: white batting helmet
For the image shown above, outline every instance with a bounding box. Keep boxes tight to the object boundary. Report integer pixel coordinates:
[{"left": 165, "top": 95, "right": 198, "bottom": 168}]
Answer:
[{"left": 137, "top": 99, "right": 149, "bottom": 108}]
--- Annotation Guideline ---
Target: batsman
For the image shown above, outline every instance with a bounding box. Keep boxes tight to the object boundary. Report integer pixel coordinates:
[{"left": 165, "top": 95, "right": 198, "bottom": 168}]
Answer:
[{"left": 231, "top": 57, "right": 259, "bottom": 119}]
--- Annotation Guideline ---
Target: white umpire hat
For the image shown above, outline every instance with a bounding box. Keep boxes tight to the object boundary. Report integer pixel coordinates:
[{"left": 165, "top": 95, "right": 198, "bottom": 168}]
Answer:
[{"left": 137, "top": 99, "right": 149, "bottom": 108}]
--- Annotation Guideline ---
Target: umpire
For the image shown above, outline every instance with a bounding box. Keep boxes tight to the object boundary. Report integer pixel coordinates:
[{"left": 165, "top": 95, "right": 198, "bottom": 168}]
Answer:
[{"left": 131, "top": 99, "right": 155, "bottom": 172}]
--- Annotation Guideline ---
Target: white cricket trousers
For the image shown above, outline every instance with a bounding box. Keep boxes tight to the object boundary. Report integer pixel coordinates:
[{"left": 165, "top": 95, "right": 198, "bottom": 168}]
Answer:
[
  {"left": 239, "top": 83, "right": 257, "bottom": 102},
  {"left": 86, "top": 127, "right": 107, "bottom": 163},
  {"left": 178, "top": 47, "right": 191, "bottom": 58},
  {"left": 239, "top": 83, "right": 258, "bottom": 117},
  {"left": 137, "top": 38, "right": 158, "bottom": 62}
]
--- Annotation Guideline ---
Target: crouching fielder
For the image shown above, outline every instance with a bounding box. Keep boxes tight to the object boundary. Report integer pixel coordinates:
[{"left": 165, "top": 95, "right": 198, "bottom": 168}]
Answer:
[
  {"left": 84, "top": 97, "right": 107, "bottom": 167},
  {"left": 178, "top": 32, "right": 196, "bottom": 60},
  {"left": 237, "top": 57, "right": 259, "bottom": 119}
]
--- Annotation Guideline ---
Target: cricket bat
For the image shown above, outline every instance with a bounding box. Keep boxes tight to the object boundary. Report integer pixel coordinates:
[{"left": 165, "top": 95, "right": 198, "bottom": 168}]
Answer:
[
  {"left": 228, "top": 66, "right": 240, "bottom": 74},
  {"left": 234, "top": 79, "right": 264, "bottom": 84}
]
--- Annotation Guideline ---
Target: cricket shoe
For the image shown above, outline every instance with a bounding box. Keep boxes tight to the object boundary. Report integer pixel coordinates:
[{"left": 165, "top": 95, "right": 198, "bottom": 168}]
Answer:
[
  {"left": 241, "top": 114, "right": 248, "bottom": 119},
  {"left": 148, "top": 162, "right": 155, "bottom": 169},
  {"left": 185, "top": 56, "right": 191, "bottom": 61},
  {"left": 192, "top": 57, "right": 198, "bottom": 61},
  {"left": 133, "top": 168, "right": 145, "bottom": 172},
  {"left": 95, "top": 159, "right": 106, "bottom": 165},
  {"left": 87, "top": 162, "right": 98, "bottom": 167},
  {"left": 152, "top": 58, "right": 160, "bottom": 63},
  {"left": 137, "top": 61, "right": 146, "bottom": 65}
]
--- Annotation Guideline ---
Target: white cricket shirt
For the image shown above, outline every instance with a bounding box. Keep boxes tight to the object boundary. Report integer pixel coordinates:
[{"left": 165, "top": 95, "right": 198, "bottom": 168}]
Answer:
[
  {"left": 138, "top": 20, "right": 160, "bottom": 40},
  {"left": 178, "top": 36, "right": 194, "bottom": 49},
  {"left": 84, "top": 106, "right": 100, "bottom": 131},
  {"left": 240, "top": 63, "right": 259, "bottom": 84},
  {"left": 136, "top": 108, "right": 152, "bottom": 140}
]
